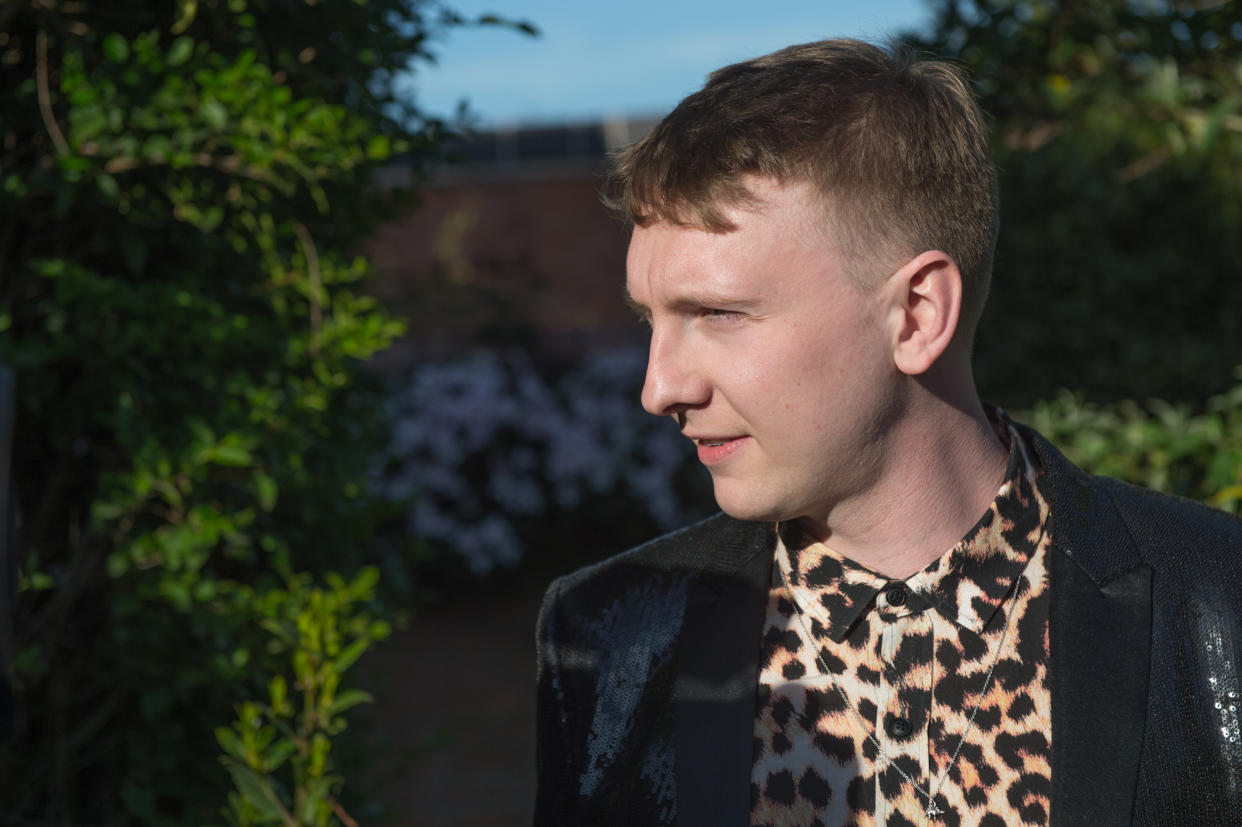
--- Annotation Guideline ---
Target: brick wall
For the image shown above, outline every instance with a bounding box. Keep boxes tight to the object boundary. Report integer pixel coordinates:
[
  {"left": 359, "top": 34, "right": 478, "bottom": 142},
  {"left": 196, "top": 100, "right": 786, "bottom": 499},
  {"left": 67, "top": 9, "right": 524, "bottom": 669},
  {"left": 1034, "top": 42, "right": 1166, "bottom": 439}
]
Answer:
[{"left": 362, "top": 121, "right": 658, "bottom": 372}]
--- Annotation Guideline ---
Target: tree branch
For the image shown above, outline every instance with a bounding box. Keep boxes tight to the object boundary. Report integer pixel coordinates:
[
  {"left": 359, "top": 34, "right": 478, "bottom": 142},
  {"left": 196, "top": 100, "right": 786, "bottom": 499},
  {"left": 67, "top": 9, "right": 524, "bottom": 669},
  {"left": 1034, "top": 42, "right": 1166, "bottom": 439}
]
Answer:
[
  {"left": 293, "top": 221, "right": 322, "bottom": 355},
  {"left": 35, "top": 29, "right": 71, "bottom": 157},
  {"left": 103, "top": 152, "right": 282, "bottom": 188},
  {"left": 1116, "top": 147, "right": 1171, "bottom": 183},
  {"left": 330, "top": 798, "right": 360, "bottom": 827}
]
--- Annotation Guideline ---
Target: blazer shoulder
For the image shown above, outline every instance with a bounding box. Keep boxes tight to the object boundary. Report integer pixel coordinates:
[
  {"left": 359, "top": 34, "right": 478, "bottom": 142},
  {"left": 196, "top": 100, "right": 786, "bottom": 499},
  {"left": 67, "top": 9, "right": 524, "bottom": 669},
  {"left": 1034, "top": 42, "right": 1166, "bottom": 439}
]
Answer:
[
  {"left": 1018, "top": 419, "right": 1242, "bottom": 585},
  {"left": 1095, "top": 475, "right": 1242, "bottom": 574},
  {"left": 548, "top": 512, "right": 772, "bottom": 596}
]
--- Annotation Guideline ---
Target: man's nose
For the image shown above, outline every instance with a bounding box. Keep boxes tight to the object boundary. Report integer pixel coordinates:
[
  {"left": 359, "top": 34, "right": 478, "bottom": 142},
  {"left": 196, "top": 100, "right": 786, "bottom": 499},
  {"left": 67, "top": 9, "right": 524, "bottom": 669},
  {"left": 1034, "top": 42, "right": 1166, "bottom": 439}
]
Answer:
[{"left": 640, "top": 328, "right": 709, "bottom": 417}]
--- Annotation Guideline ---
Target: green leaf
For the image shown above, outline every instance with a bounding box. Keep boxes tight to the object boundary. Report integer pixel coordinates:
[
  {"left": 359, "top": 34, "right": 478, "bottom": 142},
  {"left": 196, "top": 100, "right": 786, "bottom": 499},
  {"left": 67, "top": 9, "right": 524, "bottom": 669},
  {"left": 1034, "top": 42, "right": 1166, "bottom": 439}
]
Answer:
[
  {"left": 192, "top": 578, "right": 217, "bottom": 601},
  {"left": 298, "top": 775, "right": 332, "bottom": 825},
  {"left": 309, "top": 732, "right": 330, "bottom": 776},
  {"left": 260, "top": 618, "right": 295, "bottom": 646},
  {"left": 254, "top": 473, "right": 278, "bottom": 512},
  {"left": 215, "top": 726, "right": 246, "bottom": 760},
  {"left": 365, "top": 135, "right": 390, "bottom": 160},
  {"left": 351, "top": 566, "right": 379, "bottom": 596},
  {"left": 222, "top": 759, "right": 289, "bottom": 821},
  {"left": 329, "top": 638, "right": 368, "bottom": 676},
  {"left": 172, "top": 0, "right": 198, "bottom": 34},
  {"left": 324, "top": 688, "right": 372, "bottom": 718},
  {"left": 200, "top": 98, "right": 228, "bottom": 130},
  {"left": 261, "top": 739, "right": 297, "bottom": 773},
  {"left": 208, "top": 443, "right": 252, "bottom": 467},
  {"left": 103, "top": 34, "right": 130, "bottom": 63},
  {"left": 91, "top": 500, "right": 127, "bottom": 521},
  {"left": 96, "top": 173, "right": 119, "bottom": 200},
  {"left": 1210, "top": 484, "right": 1242, "bottom": 508},
  {"left": 13, "top": 644, "right": 45, "bottom": 678},
  {"left": 160, "top": 578, "right": 192, "bottom": 609},
  {"left": 167, "top": 36, "right": 195, "bottom": 67},
  {"left": 57, "top": 155, "right": 90, "bottom": 173},
  {"left": 18, "top": 570, "right": 54, "bottom": 592}
]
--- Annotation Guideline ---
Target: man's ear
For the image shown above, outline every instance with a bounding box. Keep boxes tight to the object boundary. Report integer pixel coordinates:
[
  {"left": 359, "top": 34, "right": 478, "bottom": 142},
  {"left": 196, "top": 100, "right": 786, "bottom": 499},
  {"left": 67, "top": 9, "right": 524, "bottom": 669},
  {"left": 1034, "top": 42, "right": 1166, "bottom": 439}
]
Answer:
[{"left": 886, "top": 250, "right": 963, "bottom": 376}]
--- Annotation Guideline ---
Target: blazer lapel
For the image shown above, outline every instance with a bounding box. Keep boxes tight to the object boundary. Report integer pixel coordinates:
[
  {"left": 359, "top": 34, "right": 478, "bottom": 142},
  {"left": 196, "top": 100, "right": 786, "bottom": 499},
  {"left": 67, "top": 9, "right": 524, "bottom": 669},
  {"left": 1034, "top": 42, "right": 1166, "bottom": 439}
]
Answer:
[
  {"left": 674, "top": 522, "right": 774, "bottom": 827},
  {"left": 1049, "top": 543, "right": 1153, "bottom": 824},
  {"left": 1019, "top": 421, "right": 1155, "bottom": 824}
]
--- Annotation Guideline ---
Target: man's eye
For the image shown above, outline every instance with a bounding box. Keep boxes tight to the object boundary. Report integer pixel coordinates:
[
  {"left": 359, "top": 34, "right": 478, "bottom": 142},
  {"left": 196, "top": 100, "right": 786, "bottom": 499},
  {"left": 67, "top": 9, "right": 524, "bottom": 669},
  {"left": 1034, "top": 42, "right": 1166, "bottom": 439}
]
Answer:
[{"left": 703, "top": 308, "right": 742, "bottom": 321}]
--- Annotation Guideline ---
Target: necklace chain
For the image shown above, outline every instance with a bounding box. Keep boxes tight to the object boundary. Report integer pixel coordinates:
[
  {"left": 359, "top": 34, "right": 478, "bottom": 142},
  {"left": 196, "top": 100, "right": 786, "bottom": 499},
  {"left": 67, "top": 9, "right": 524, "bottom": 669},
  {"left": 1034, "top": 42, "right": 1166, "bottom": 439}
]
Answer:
[{"left": 778, "top": 566, "right": 1023, "bottom": 820}]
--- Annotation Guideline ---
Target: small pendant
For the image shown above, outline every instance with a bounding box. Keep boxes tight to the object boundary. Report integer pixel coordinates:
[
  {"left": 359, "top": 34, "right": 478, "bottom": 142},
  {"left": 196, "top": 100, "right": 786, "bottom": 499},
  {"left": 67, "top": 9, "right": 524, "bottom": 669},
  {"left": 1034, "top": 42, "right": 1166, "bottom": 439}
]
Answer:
[{"left": 925, "top": 799, "right": 944, "bottom": 818}]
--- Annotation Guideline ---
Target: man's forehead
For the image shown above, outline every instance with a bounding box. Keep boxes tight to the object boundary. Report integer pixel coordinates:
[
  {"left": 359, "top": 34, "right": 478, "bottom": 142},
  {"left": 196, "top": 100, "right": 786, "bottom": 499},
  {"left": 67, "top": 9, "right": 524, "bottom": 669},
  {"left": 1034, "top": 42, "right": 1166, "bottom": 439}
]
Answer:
[{"left": 623, "top": 222, "right": 818, "bottom": 317}]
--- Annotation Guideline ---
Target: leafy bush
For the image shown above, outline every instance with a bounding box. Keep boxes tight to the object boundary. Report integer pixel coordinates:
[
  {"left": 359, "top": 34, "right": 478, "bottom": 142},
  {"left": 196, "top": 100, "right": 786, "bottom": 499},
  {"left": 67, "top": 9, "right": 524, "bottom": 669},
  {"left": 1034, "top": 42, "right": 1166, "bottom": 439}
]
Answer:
[
  {"left": 1018, "top": 367, "right": 1242, "bottom": 514},
  {"left": 215, "top": 569, "right": 390, "bottom": 827},
  {"left": 0, "top": 1, "right": 530, "bottom": 823},
  {"left": 913, "top": 0, "right": 1242, "bottom": 406}
]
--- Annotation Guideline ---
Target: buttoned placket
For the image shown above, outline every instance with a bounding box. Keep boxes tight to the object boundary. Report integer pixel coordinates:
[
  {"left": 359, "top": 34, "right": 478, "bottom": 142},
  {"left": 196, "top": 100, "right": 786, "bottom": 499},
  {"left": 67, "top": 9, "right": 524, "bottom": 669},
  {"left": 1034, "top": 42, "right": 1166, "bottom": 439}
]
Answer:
[
  {"left": 772, "top": 545, "right": 948, "bottom": 825},
  {"left": 873, "top": 582, "right": 936, "bottom": 826}
]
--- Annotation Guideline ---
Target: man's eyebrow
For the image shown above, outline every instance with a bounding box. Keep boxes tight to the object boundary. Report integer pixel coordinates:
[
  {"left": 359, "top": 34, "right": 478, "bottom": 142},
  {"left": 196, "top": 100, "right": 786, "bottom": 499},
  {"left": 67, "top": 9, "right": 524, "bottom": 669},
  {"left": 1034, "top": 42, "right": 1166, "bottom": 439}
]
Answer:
[{"left": 624, "top": 288, "right": 764, "bottom": 317}]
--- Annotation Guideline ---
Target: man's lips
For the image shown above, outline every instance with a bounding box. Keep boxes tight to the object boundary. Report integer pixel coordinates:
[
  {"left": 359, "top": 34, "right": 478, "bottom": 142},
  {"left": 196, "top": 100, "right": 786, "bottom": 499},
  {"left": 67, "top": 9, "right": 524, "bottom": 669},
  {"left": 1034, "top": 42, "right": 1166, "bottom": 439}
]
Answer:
[{"left": 688, "top": 435, "right": 749, "bottom": 465}]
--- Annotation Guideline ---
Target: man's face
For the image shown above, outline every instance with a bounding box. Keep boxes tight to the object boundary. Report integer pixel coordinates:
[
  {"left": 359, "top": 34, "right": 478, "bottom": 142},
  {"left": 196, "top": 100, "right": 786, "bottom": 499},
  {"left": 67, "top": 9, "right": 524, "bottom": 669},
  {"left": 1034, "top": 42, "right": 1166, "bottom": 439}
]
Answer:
[{"left": 625, "top": 178, "right": 902, "bottom": 530}]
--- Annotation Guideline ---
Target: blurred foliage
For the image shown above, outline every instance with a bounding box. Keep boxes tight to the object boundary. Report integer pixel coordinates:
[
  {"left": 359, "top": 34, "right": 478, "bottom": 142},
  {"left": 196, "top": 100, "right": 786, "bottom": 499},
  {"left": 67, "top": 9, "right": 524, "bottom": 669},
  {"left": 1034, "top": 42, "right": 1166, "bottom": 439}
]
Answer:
[
  {"left": 1020, "top": 366, "right": 1242, "bottom": 514},
  {"left": 913, "top": 0, "right": 1242, "bottom": 406},
  {"left": 0, "top": 0, "right": 531, "bottom": 823}
]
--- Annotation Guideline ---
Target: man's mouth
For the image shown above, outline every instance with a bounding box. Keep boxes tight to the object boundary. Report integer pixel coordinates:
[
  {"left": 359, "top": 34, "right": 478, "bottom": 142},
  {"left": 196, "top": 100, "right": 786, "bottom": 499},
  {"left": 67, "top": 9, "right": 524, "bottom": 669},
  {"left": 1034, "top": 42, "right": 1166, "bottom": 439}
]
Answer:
[{"left": 692, "top": 435, "right": 748, "bottom": 465}]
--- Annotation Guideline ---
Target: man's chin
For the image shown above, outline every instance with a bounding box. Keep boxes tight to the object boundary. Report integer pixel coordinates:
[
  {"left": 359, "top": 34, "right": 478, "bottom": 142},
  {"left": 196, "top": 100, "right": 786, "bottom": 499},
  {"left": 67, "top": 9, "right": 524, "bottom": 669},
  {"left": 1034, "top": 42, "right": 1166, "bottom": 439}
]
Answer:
[{"left": 711, "top": 484, "right": 787, "bottom": 524}]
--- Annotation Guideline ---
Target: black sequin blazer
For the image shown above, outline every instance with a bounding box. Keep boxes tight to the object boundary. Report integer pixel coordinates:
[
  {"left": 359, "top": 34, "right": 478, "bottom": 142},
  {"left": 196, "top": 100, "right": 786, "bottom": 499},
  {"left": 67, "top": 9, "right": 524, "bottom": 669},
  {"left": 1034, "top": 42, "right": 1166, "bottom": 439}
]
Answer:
[{"left": 534, "top": 424, "right": 1242, "bottom": 825}]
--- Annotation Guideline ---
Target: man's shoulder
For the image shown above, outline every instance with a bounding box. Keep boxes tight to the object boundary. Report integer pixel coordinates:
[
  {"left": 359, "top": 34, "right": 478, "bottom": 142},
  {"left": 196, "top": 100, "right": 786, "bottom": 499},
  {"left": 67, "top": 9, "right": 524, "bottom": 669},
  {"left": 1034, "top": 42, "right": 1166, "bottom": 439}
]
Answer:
[
  {"left": 546, "top": 512, "right": 771, "bottom": 601},
  {"left": 1092, "top": 474, "right": 1242, "bottom": 567},
  {"left": 1019, "top": 420, "right": 1242, "bottom": 583},
  {"left": 1094, "top": 473, "right": 1242, "bottom": 533}
]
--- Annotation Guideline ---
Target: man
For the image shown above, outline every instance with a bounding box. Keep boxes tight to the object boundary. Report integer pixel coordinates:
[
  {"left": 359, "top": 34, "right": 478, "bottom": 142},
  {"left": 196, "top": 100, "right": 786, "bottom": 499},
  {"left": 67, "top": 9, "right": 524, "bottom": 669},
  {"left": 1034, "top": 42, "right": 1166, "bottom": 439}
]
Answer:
[{"left": 534, "top": 40, "right": 1242, "bottom": 826}]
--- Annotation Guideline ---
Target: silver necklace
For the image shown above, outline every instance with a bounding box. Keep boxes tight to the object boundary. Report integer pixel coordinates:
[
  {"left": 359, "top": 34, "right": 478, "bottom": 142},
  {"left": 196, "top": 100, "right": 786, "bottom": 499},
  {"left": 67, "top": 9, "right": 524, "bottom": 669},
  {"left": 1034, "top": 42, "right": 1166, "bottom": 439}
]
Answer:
[{"left": 777, "top": 567, "right": 1024, "bottom": 820}]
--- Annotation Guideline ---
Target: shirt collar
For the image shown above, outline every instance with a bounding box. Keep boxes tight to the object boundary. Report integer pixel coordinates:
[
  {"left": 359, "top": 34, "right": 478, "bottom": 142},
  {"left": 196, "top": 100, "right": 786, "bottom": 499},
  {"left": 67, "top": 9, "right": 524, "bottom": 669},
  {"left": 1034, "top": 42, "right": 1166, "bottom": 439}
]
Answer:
[{"left": 775, "top": 407, "right": 1050, "bottom": 641}]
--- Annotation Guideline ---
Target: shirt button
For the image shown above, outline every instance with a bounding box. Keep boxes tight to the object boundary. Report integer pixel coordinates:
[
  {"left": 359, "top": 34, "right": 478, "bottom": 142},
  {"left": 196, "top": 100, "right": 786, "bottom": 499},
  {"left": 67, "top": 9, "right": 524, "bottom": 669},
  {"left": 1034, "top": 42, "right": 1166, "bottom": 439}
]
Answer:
[
  {"left": 884, "top": 584, "right": 909, "bottom": 606},
  {"left": 886, "top": 716, "right": 914, "bottom": 738}
]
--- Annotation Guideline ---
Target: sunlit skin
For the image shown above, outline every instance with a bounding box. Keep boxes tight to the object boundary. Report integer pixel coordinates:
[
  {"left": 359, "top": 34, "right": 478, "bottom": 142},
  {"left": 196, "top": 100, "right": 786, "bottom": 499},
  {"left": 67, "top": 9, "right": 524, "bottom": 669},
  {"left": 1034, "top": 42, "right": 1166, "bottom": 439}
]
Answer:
[{"left": 625, "top": 178, "right": 1008, "bottom": 578}]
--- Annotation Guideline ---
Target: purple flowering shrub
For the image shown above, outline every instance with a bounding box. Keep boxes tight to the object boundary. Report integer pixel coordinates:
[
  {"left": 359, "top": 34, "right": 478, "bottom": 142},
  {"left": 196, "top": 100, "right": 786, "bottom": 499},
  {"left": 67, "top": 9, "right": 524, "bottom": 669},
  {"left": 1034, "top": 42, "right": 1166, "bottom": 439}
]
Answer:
[{"left": 376, "top": 346, "right": 713, "bottom": 573}]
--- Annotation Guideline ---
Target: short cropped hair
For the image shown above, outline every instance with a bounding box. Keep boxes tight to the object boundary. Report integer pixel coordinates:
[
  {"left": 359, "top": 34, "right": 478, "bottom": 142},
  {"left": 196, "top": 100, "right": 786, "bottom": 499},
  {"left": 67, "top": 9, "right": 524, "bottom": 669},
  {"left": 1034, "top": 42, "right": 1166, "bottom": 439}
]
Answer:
[{"left": 606, "top": 39, "right": 999, "bottom": 339}]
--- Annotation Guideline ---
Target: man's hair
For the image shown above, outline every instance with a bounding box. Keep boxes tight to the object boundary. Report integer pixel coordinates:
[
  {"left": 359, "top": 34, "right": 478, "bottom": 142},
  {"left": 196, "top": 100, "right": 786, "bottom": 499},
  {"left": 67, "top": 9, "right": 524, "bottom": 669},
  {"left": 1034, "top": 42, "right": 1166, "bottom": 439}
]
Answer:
[{"left": 606, "top": 39, "right": 999, "bottom": 338}]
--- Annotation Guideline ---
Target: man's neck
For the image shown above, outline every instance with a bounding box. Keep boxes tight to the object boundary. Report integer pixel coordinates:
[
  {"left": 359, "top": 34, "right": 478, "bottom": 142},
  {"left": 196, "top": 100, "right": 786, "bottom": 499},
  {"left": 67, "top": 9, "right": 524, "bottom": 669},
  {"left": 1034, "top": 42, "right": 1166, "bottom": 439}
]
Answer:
[{"left": 798, "top": 391, "right": 1009, "bottom": 580}]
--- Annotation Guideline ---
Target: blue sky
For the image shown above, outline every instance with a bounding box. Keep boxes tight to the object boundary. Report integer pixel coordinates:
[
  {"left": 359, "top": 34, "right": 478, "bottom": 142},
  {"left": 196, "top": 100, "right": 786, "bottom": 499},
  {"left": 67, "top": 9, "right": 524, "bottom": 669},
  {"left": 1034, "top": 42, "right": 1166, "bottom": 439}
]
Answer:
[{"left": 403, "top": 0, "right": 935, "bottom": 127}]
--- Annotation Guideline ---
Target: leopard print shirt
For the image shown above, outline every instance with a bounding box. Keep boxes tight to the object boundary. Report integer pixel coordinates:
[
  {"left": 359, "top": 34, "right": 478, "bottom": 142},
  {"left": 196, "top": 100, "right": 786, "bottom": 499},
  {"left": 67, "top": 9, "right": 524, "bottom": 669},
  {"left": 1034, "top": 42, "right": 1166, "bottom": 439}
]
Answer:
[{"left": 751, "top": 417, "right": 1052, "bottom": 827}]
